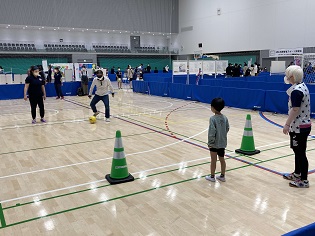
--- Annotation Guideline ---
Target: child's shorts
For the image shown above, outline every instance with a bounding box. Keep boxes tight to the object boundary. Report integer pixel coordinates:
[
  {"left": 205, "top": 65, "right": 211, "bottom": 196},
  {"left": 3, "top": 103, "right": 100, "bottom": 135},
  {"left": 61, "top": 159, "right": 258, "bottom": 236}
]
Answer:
[{"left": 209, "top": 148, "right": 225, "bottom": 157}]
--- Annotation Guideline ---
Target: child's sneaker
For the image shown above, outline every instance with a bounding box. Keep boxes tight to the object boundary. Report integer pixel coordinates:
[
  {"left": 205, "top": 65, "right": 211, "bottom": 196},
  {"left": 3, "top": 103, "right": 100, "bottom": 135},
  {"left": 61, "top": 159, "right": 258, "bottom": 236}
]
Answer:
[
  {"left": 283, "top": 172, "right": 301, "bottom": 181},
  {"left": 32, "top": 119, "right": 36, "bottom": 124},
  {"left": 61, "top": 96, "right": 64, "bottom": 100},
  {"left": 40, "top": 118, "right": 46, "bottom": 123},
  {"left": 205, "top": 175, "right": 215, "bottom": 182},
  {"left": 56, "top": 96, "right": 60, "bottom": 99},
  {"left": 105, "top": 118, "right": 110, "bottom": 122},
  {"left": 289, "top": 179, "right": 309, "bottom": 188},
  {"left": 93, "top": 111, "right": 100, "bottom": 117},
  {"left": 216, "top": 175, "right": 226, "bottom": 182}
]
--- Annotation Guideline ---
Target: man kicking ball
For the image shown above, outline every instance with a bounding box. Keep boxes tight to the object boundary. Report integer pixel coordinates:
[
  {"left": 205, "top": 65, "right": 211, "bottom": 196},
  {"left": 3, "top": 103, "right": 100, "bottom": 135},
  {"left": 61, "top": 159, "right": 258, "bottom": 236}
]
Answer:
[{"left": 88, "top": 68, "right": 114, "bottom": 122}]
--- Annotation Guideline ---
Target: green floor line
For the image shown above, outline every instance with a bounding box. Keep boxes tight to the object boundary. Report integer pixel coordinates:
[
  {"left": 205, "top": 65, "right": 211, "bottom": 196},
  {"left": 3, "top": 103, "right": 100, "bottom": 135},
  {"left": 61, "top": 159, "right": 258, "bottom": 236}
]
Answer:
[
  {"left": 0, "top": 131, "right": 154, "bottom": 156},
  {"left": 0, "top": 162, "right": 253, "bottom": 229},
  {"left": 0, "top": 204, "right": 6, "bottom": 228},
  {"left": 4, "top": 144, "right": 314, "bottom": 211},
  {"left": 1, "top": 146, "right": 309, "bottom": 230}
]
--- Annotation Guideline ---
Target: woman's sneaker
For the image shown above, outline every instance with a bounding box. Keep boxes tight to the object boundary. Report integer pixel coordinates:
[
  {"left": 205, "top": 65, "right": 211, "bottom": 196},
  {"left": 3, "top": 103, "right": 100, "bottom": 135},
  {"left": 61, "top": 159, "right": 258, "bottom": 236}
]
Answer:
[
  {"left": 205, "top": 175, "right": 215, "bottom": 182},
  {"left": 289, "top": 179, "right": 309, "bottom": 188},
  {"left": 283, "top": 172, "right": 301, "bottom": 181},
  {"left": 105, "top": 118, "right": 110, "bottom": 122},
  {"left": 216, "top": 175, "right": 226, "bottom": 182},
  {"left": 32, "top": 119, "right": 36, "bottom": 124},
  {"left": 40, "top": 118, "right": 46, "bottom": 123}
]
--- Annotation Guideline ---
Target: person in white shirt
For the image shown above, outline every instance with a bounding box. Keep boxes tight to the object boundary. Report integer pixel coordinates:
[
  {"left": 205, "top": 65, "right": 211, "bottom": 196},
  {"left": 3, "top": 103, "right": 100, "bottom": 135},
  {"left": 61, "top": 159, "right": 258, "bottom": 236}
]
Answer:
[{"left": 88, "top": 69, "right": 114, "bottom": 122}]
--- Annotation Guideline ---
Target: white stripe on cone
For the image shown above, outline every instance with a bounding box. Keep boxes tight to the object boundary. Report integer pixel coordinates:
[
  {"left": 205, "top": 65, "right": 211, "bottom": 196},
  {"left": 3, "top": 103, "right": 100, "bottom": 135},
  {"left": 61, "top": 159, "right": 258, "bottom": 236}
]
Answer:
[
  {"left": 243, "top": 130, "right": 253, "bottom": 136},
  {"left": 115, "top": 137, "right": 123, "bottom": 148},
  {"left": 114, "top": 151, "right": 126, "bottom": 159},
  {"left": 245, "top": 120, "right": 252, "bottom": 129}
]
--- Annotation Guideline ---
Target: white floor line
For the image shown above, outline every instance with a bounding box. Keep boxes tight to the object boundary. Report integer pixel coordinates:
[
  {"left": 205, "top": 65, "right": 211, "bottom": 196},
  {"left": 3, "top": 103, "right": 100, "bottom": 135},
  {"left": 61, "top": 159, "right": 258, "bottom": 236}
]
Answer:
[
  {"left": 0, "top": 118, "right": 85, "bottom": 130},
  {"left": 0, "top": 128, "right": 208, "bottom": 180},
  {"left": 0, "top": 137, "right": 299, "bottom": 204},
  {"left": 0, "top": 151, "right": 231, "bottom": 204}
]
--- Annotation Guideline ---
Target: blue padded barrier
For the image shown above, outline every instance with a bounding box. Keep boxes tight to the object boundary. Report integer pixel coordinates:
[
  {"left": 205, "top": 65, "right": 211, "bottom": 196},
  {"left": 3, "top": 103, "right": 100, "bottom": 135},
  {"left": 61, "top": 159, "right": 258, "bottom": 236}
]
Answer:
[
  {"left": 264, "top": 90, "right": 288, "bottom": 114},
  {"left": 192, "top": 85, "right": 222, "bottom": 104},
  {"left": 132, "top": 81, "right": 149, "bottom": 94},
  {"left": 169, "top": 83, "right": 192, "bottom": 100},
  {"left": 0, "top": 82, "right": 81, "bottom": 100},
  {"left": 308, "top": 84, "right": 315, "bottom": 93},
  {"left": 282, "top": 222, "right": 315, "bottom": 236},
  {"left": 221, "top": 87, "right": 266, "bottom": 110},
  {"left": 0, "top": 84, "right": 24, "bottom": 100},
  {"left": 148, "top": 82, "right": 169, "bottom": 96}
]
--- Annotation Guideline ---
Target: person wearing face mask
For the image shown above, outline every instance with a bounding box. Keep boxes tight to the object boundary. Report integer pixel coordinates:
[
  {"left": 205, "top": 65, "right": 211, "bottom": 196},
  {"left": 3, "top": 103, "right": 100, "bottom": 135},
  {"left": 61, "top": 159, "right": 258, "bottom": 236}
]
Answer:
[
  {"left": 282, "top": 65, "right": 311, "bottom": 188},
  {"left": 116, "top": 67, "right": 122, "bottom": 89},
  {"left": 24, "top": 65, "right": 46, "bottom": 124},
  {"left": 54, "top": 67, "right": 64, "bottom": 99},
  {"left": 88, "top": 68, "right": 114, "bottom": 122},
  {"left": 80, "top": 65, "right": 89, "bottom": 95}
]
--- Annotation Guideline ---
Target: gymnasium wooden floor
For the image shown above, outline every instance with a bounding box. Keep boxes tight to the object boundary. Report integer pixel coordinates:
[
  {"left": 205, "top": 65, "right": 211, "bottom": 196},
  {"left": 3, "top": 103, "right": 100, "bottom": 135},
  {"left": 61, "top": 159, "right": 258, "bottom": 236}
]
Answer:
[{"left": 0, "top": 83, "right": 314, "bottom": 235}]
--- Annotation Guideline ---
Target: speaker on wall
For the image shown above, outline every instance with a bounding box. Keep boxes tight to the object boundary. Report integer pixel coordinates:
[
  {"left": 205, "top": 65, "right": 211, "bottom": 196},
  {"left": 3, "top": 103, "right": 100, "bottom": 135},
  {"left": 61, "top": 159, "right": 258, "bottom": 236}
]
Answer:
[{"left": 198, "top": 43, "right": 202, "bottom": 48}]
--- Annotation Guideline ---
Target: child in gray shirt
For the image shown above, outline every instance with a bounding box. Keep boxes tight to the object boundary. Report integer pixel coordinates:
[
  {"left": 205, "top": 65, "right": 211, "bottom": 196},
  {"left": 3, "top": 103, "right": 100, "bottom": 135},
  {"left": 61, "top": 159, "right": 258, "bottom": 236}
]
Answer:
[{"left": 205, "top": 98, "right": 229, "bottom": 182}]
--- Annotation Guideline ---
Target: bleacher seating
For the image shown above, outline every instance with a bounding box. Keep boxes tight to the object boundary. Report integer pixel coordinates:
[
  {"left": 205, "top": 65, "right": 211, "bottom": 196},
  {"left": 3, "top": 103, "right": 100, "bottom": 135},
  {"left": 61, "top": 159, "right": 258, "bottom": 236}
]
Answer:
[
  {"left": 135, "top": 46, "right": 159, "bottom": 53},
  {"left": 0, "top": 42, "right": 36, "bottom": 52},
  {"left": 44, "top": 43, "right": 87, "bottom": 52},
  {"left": 92, "top": 44, "right": 130, "bottom": 53}
]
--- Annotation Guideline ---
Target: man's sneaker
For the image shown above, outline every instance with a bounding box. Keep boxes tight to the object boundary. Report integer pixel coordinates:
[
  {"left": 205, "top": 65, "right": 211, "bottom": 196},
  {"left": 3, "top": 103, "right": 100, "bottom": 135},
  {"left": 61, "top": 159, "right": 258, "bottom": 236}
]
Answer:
[
  {"left": 289, "top": 179, "right": 309, "bottom": 188},
  {"left": 216, "top": 175, "right": 226, "bottom": 182},
  {"left": 105, "top": 118, "right": 110, "bottom": 122},
  {"left": 93, "top": 111, "right": 100, "bottom": 117},
  {"left": 40, "top": 118, "right": 46, "bottom": 123},
  {"left": 205, "top": 175, "right": 215, "bottom": 182},
  {"left": 283, "top": 172, "right": 301, "bottom": 181},
  {"left": 32, "top": 119, "right": 36, "bottom": 124}
]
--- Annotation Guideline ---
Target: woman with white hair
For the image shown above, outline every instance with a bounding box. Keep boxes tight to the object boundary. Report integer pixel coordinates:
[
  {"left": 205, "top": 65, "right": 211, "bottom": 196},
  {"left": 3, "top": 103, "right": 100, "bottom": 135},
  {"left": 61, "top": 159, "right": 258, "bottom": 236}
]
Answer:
[{"left": 283, "top": 65, "right": 311, "bottom": 188}]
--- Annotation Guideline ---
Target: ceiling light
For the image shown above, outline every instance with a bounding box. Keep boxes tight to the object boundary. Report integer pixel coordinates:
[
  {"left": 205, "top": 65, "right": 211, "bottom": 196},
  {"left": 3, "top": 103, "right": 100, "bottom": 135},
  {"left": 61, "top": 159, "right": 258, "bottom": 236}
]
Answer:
[
  {"left": 153, "top": 34, "right": 155, "bottom": 35},
  {"left": 120, "top": 32, "right": 121, "bottom": 33},
  {"left": 8, "top": 25, "right": 10, "bottom": 26},
  {"left": 68, "top": 30, "right": 71, "bottom": 31},
  {"left": 54, "top": 29, "right": 56, "bottom": 30},
  {"left": 95, "top": 31, "right": 97, "bottom": 32},
  {"left": 42, "top": 27, "right": 44, "bottom": 28},
  {"left": 100, "top": 30, "right": 102, "bottom": 32},
  {"left": 25, "top": 26, "right": 28, "bottom": 27},
  {"left": 72, "top": 28, "right": 74, "bottom": 29}
]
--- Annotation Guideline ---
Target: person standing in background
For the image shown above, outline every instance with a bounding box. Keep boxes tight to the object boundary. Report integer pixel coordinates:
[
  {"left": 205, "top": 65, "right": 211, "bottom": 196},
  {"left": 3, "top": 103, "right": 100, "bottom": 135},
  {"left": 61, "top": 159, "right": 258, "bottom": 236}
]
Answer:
[
  {"left": 80, "top": 65, "right": 89, "bottom": 95},
  {"left": 24, "top": 65, "right": 46, "bottom": 124},
  {"left": 37, "top": 65, "right": 47, "bottom": 84},
  {"left": 127, "top": 65, "right": 133, "bottom": 89},
  {"left": 47, "top": 65, "right": 52, "bottom": 83},
  {"left": 116, "top": 67, "right": 122, "bottom": 89},
  {"left": 54, "top": 67, "right": 64, "bottom": 99},
  {"left": 146, "top": 64, "right": 151, "bottom": 73}
]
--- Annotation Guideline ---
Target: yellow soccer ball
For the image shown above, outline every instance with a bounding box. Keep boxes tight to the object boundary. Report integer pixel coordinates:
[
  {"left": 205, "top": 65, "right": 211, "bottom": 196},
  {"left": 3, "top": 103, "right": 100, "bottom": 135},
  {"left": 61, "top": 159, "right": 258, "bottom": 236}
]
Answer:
[{"left": 89, "top": 116, "right": 97, "bottom": 124}]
